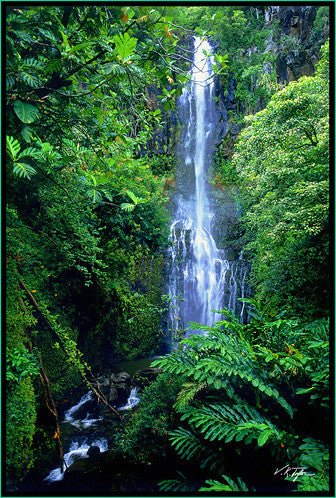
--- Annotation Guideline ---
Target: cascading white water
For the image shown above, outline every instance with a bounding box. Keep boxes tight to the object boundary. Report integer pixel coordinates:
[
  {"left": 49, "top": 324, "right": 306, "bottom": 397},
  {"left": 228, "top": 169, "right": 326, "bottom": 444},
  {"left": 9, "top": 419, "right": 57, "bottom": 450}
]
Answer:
[
  {"left": 44, "top": 438, "right": 108, "bottom": 483},
  {"left": 118, "top": 387, "right": 140, "bottom": 411},
  {"left": 63, "top": 391, "right": 102, "bottom": 428},
  {"left": 44, "top": 387, "right": 139, "bottom": 483},
  {"left": 167, "top": 37, "right": 249, "bottom": 345}
]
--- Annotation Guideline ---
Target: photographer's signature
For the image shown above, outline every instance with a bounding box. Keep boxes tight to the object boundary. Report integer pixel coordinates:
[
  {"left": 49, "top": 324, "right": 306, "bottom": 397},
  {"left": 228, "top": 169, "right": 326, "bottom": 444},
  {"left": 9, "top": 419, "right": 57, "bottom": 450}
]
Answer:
[{"left": 274, "top": 464, "right": 315, "bottom": 481}]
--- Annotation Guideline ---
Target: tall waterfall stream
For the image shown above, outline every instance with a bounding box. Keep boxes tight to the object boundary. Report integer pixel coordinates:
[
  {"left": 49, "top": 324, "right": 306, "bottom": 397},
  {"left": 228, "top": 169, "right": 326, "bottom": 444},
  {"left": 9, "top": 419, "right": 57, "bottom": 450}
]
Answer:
[{"left": 167, "top": 37, "right": 249, "bottom": 344}]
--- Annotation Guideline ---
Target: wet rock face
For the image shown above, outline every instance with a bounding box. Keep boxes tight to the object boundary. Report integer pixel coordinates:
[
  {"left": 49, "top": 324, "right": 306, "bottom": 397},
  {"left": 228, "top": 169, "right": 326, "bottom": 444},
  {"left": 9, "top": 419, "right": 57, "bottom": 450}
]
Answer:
[
  {"left": 269, "top": 6, "right": 329, "bottom": 83},
  {"left": 93, "top": 373, "right": 132, "bottom": 404},
  {"left": 276, "top": 6, "right": 319, "bottom": 43}
]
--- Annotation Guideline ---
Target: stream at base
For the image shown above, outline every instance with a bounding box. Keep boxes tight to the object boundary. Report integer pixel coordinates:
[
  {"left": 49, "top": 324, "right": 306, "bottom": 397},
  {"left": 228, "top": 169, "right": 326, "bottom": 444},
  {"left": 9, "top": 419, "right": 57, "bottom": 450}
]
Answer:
[{"left": 44, "top": 386, "right": 139, "bottom": 484}]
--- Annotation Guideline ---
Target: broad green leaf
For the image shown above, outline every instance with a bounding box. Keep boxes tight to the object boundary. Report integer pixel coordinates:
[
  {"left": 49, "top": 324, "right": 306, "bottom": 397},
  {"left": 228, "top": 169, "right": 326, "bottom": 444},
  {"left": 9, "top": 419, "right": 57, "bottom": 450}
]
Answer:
[
  {"left": 257, "top": 429, "right": 272, "bottom": 447},
  {"left": 21, "top": 126, "right": 33, "bottom": 143},
  {"left": 18, "top": 147, "right": 40, "bottom": 159},
  {"left": 60, "top": 30, "right": 70, "bottom": 49},
  {"left": 14, "top": 100, "right": 40, "bottom": 124},
  {"left": 21, "top": 70, "right": 39, "bottom": 88},
  {"left": 86, "top": 189, "right": 102, "bottom": 203},
  {"left": 45, "top": 58, "right": 63, "bottom": 74},
  {"left": 13, "top": 162, "right": 37, "bottom": 179},
  {"left": 114, "top": 32, "right": 137, "bottom": 62},
  {"left": 6, "top": 136, "right": 20, "bottom": 160},
  {"left": 6, "top": 74, "right": 15, "bottom": 90},
  {"left": 126, "top": 190, "right": 138, "bottom": 204},
  {"left": 69, "top": 41, "right": 95, "bottom": 54},
  {"left": 121, "top": 202, "right": 135, "bottom": 212}
]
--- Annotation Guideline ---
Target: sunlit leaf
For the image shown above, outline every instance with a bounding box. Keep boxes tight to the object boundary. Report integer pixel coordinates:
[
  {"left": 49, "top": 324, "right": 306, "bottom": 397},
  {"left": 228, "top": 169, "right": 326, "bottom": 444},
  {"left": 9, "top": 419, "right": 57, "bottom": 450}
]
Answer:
[
  {"left": 114, "top": 32, "right": 137, "bottom": 62},
  {"left": 6, "top": 136, "right": 20, "bottom": 160}
]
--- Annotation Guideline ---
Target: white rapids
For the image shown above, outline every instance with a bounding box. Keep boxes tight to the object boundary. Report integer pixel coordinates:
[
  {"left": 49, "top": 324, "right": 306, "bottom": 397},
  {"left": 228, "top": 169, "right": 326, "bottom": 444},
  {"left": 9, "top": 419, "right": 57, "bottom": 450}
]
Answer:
[{"left": 44, "top": 387, "right": 139, "bottom": 483}]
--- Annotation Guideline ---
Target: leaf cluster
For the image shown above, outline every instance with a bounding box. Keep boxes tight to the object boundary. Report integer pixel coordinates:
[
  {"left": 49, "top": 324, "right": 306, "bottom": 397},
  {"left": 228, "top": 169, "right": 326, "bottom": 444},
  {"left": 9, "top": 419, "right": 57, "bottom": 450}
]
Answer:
[{"left": 152, "top": 301, "right": 330, "bottom": 492}]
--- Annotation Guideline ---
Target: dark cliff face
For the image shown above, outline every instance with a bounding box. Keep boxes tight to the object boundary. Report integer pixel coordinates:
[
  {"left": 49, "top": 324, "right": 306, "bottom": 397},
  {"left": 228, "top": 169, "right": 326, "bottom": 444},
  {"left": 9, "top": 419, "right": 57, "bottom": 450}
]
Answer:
[
  {"left": 265, "top": 5, "right": 329, "bottom": 83},
  {"left": 215, "top": 5, "right": 329, "bottom": 131}
]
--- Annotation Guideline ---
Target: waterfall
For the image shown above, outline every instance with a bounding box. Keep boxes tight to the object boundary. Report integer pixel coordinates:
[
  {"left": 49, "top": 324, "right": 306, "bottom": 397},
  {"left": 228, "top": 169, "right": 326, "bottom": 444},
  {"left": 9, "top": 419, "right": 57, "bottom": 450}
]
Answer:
[{"left": 166, "top": 37, "right": 249, "bottom": 346}]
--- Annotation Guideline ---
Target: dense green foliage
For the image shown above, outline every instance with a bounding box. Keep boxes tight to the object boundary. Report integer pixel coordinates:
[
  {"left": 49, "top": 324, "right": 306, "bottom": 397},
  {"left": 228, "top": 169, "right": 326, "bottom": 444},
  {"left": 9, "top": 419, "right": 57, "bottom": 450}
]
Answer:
[
  {"left": 5, "top": 5, "right": 189, "bottom": 487},
  {"left": 115, "top": 372, "right": 182, "bottom": 464},
  {"left": 6, "top": 5, "right": 330, "bottom": 494},
  {"left": 151, "top": 302, "right": 330, "bottom": 492},
  {"left": 232, "top": 42, "right": 329, "bottom": 318}
]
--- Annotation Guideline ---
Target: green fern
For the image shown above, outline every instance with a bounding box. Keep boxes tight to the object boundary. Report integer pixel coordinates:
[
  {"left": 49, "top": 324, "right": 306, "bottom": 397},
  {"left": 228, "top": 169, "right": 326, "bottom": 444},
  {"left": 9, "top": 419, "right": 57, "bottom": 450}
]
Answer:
[
  {"left": 114, "top": 32, "right": 137, "bottom": 63},
  {"left": 156, "top": 305, "right": 329, "bottom": 491},
  {"left": 285, "top": 438, "right": 329, "bottom": 491},
  {"left": 158, "top": 472, "right": 190, "bottom": 492},
  {"left": 120, "top": 190, "right": 146, "bottom": 212},
  {"left": 173, "top": 382, "right": 206, "bottom": 411},
  {"left": 154, "top": 329, "right": 293, "bottom": 417},
  {"left": 169, "top": 427, "right": 204, "bottom": 461},
  {"left": 181, "top": 403, "right": 289, "bottom": 447},
  {"left": 200, "top": 474, "right": 249, "bottom": 492}
]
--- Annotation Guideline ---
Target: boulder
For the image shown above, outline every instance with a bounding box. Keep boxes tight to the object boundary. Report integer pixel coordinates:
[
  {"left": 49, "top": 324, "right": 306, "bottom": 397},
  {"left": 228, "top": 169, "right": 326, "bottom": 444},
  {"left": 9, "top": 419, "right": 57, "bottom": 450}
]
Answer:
[
  {"left": 87, "top": 445, "right": 101, "bottom": 461},
  {"left": 109, "top": 371, "right": 131, "bottom": 404},
  {"left": 111, "top": 372, "right": 131, "bottom": 384},
  {"left": 108, "top": 387, "right": 118, "bottom": 403},
  {"left": 96, "top": 376, "right": 110, "bottom": 387}
]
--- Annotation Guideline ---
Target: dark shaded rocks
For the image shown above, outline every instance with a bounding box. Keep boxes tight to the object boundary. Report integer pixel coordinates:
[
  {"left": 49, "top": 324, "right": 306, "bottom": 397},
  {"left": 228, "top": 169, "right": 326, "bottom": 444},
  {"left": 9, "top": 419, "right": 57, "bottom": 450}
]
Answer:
[
  {"left": 93, "top": 372, "right": 132, "bottom": 405},
  {"left": 133, "top": 366, "right": 162, "bottom": 388},
  {"left": 267, "top": 6, "right": 329, "bottom": 84},
  {"left": 109, "top": 372, "right": 131, "bottom": 404},
  {"left": 64, "top": 446, "right": 106, "bottom": 479},
  {"left": 87, "top": 445, "right": 101, "bottom": 461}
]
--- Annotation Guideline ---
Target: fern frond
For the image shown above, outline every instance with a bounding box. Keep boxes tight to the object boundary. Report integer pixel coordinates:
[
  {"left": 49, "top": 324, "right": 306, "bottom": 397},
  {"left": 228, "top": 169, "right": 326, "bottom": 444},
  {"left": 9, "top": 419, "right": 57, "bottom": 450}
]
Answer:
[
  {"left": 174, "top": 382, "right": 206, "bottom": 411},
  {"left": 182, "top": 403, "right": 288, "bottom": 447},
  {"left": 200, "top": 474, "right": 249, "bottom": 492},
  {"left": 285, "top": 438, "right": 329, "bottom": 491},
  {"left": 169, "top": 428, "right": 204, "bottom": 461},
  {"left": 158, "top": 472, "right": 190, "bottom": 492}
]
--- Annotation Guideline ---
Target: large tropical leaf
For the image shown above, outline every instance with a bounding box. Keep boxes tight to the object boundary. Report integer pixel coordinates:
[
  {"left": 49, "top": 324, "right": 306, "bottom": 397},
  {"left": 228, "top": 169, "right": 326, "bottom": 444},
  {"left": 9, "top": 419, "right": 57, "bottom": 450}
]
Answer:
[
  {"left": 6, "top": 136, "right": 20, "bottom": 160},
  {"left": 14, "top": 100, "right": 40, "bottom": 124},
  {"left": 114, "top": 32, "right": 137, "bottom": 62},
  {"left": 13, "top": 162, "right": 37, "bottom": 179}
]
